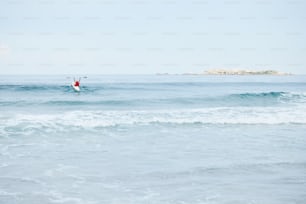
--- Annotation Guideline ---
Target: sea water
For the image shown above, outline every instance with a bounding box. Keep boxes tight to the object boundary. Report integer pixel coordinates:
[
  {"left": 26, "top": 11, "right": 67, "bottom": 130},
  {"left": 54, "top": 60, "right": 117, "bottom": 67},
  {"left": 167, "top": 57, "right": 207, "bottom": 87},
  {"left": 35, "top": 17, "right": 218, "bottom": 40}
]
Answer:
[{"left": 0, "top": 75, "right": 306, "bottom": 204}]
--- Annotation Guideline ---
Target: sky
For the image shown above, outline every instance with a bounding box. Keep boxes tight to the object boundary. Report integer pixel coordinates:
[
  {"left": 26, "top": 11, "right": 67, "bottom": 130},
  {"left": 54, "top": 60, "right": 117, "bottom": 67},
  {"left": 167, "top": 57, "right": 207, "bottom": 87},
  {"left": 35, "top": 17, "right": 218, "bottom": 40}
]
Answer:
[{"left": 0, "top": 0, "right": 306, "bottom": 74}]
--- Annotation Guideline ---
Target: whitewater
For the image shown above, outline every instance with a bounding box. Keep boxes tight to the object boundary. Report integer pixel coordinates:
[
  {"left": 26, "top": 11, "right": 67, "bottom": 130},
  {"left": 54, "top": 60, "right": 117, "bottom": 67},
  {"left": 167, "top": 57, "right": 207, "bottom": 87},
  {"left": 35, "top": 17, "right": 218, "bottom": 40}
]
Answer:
[{"left": 0, "top": 75, "right": 306, "bottom": 204}]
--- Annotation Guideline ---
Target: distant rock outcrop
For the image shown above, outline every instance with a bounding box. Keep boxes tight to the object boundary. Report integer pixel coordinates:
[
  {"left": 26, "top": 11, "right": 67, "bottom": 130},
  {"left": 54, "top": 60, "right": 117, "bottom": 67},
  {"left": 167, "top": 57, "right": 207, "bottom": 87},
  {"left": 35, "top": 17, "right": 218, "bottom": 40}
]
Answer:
[{"left": 186, "top": 69, "right": 291, "bottom": 75}]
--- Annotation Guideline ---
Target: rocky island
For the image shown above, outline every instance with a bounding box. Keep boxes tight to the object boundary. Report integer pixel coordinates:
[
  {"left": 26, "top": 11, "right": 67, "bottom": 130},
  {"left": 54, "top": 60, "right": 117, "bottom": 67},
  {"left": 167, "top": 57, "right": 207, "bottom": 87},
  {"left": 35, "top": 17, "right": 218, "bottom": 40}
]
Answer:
[{"left": 184, "top": 69, "right": 291, "bottom": 76}]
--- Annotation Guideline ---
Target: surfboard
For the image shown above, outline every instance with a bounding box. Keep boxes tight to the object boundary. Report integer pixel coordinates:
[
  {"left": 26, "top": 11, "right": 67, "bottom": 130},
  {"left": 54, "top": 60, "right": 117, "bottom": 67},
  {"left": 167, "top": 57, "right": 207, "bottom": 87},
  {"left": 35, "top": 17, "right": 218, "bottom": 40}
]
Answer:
[{"left": 71, "top": 82, "right": 80, "bottom": 92}]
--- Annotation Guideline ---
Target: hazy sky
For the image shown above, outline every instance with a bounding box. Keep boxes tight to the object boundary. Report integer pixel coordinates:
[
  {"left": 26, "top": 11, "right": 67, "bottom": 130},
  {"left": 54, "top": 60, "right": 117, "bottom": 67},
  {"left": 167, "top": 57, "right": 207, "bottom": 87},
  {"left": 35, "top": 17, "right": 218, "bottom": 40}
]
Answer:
[{"left": 0, "top": 0, "right": 305, "bottom": 74}]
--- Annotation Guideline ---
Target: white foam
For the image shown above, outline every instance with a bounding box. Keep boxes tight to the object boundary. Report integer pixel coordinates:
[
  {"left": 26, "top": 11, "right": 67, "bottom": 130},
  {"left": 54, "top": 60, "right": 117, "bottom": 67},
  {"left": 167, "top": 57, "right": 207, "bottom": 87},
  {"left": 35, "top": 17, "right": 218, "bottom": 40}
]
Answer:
[{"left": 1, "top": 107, "right": 306, "bottom": 134}]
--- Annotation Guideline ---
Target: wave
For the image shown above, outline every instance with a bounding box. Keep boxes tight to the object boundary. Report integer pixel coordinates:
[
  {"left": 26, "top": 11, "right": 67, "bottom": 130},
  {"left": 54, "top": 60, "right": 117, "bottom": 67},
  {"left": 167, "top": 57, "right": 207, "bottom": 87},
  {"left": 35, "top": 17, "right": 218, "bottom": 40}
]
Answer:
[
  {"left": 1, "top": 107, "right": 306, "bottom": 135},
  {"left": 0, "top": 85, "right": 66, "bottom": 91},
  {"left": 231, "top": 91, "right": 285, "bottom": 98},
  {"left": 227, "top": 92, "right": 306, "bottom": 104},
  {"left": 232, "top": 91, "right": 306, "bottom": 100},
  {"left": 1, "top": 92, "right": 305, "bottom": 108}
]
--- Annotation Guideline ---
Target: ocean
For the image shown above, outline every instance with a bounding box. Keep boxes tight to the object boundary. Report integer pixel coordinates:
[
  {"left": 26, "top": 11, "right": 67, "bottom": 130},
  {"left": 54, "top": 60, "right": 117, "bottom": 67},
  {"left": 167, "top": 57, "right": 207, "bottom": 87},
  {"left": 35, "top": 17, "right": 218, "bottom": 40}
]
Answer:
[{"left": 0, "top": 75, "right": 306, "bottom": 204}]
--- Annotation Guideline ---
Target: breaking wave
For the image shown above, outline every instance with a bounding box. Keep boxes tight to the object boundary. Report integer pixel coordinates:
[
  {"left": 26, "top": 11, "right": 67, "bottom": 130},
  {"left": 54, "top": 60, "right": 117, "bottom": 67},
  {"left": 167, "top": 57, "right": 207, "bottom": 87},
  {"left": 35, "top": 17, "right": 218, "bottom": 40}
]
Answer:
[{"left": 1, "top": 107, "right": 306, "bottom": 136}]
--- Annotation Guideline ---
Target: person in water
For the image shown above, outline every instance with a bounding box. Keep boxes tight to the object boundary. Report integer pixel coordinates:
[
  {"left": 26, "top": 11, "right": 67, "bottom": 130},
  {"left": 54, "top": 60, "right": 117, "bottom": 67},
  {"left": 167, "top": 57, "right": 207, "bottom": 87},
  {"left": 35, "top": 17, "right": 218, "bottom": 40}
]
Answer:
[{"left": 74, "top": 78, "right": 80, "bottom": 87}]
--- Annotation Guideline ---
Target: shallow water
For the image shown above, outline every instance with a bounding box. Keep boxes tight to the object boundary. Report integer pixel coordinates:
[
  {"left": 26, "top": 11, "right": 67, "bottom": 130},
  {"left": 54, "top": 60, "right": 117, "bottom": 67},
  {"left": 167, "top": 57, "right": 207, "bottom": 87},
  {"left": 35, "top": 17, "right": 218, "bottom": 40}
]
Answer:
[{"left": 0, "top": 75, "right": 306, "bottom": 204}]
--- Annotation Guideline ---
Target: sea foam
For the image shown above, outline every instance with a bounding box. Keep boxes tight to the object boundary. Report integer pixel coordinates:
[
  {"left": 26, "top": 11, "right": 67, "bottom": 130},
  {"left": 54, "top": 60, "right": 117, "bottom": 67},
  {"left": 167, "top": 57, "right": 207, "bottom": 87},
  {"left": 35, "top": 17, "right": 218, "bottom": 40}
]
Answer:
[{"left": 1, "top": 107, "right": 306, "bottom": 136}]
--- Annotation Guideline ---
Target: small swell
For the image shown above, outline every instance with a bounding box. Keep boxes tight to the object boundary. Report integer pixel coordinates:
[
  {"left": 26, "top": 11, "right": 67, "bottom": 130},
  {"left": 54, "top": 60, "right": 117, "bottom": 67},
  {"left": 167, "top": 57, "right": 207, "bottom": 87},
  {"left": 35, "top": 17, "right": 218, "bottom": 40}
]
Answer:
[
  {"left": 231, "top": 92, "right": 286, "bottom": 98},
  {"left": 1, "top": 92, "right": 306, "bottom": 108}
]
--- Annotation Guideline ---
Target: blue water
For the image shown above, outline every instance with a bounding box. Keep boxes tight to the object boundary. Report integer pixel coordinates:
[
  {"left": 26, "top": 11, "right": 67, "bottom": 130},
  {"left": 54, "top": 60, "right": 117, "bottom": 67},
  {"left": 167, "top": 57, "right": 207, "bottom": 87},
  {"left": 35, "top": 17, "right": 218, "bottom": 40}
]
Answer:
[{"left": 0, "top": 75, "right": 306, "bottom": 204}]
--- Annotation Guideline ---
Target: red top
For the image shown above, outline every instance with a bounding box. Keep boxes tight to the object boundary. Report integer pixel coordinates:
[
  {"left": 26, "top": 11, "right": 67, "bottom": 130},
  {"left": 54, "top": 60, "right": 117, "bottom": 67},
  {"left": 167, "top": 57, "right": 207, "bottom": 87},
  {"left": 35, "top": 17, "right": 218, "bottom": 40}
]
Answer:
[{"left": 74, "top": 81, "right": 80, "bottom": 87}]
